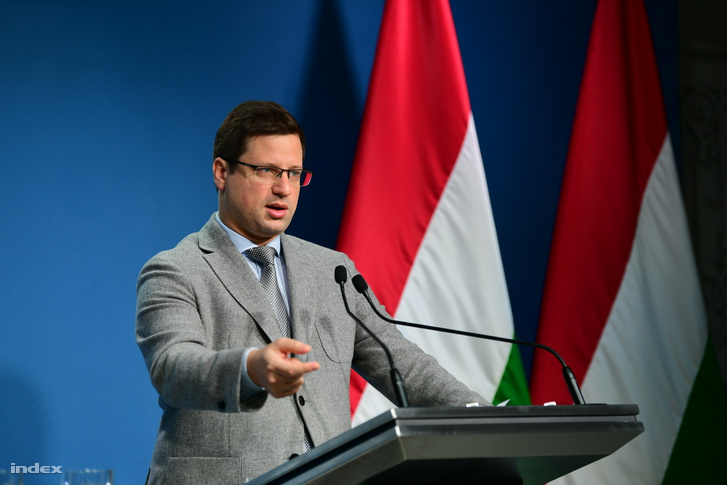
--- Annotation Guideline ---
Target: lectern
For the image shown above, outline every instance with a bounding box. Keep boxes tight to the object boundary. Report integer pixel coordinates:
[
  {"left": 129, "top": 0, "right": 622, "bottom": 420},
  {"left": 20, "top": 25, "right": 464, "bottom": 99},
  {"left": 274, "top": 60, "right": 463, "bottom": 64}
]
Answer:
[{"left": 248, "top": 404, "right": 644, "bottom": 485}]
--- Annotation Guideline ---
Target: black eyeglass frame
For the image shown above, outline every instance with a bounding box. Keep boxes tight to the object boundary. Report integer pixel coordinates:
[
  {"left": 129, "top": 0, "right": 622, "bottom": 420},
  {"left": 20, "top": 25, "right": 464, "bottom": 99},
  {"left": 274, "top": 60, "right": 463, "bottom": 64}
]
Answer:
[{"left": 227, "top": 160, "right": 313, "bottom": 187}]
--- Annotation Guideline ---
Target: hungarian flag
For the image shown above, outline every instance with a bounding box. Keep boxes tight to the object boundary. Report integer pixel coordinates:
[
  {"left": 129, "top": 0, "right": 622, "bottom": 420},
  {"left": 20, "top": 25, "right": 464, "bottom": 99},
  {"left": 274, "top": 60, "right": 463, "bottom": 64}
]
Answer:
[
  {"left": 530, "top": 0, "right": 723, "bottom": 482},
  {"left": 337, "top": 0, "right": 530, "bottom": 424}
]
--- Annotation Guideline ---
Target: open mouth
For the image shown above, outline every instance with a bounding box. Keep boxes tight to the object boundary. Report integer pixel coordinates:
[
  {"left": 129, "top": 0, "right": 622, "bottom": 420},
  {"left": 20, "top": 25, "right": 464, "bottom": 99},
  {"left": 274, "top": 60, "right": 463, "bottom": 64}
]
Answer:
[{"left": 266, "top": 203, "right": 288, "bottom": 218}]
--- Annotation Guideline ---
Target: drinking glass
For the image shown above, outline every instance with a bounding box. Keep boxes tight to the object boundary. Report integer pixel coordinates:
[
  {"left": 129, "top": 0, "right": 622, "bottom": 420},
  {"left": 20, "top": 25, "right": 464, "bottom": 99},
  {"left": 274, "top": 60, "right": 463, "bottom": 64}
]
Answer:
[
  {"left": 0, "top": 470, "right": 22, "bottom": 485},
  {"left": 62, "top": 469, "right": 112, "bottom": 485}
]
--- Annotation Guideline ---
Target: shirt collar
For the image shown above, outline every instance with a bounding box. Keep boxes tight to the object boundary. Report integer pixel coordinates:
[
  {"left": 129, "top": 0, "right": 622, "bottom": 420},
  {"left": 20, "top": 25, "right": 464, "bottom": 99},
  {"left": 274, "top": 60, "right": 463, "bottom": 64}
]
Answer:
[{"left": 214, "top": 212, "right": 282, "bottom": 256}]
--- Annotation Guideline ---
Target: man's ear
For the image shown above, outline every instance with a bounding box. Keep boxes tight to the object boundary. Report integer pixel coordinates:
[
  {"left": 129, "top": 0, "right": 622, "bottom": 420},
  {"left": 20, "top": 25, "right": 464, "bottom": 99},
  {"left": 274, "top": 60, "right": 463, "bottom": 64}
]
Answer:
[{"left": 213, "top": 157, "right": 228, "bottom": 191}]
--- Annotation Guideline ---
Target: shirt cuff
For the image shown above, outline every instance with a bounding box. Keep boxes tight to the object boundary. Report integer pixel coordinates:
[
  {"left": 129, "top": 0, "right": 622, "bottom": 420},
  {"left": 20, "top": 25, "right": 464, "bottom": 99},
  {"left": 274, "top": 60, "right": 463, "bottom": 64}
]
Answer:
[{"left": 240, "top": 347, "right": 266, "bottom": 400}]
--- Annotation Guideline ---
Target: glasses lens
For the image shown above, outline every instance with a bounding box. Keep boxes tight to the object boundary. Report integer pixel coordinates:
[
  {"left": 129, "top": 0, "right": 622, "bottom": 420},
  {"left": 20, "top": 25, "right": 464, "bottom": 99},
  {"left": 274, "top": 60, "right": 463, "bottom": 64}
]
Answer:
[
  {"left": 254, "top": 167, "right": 280, "bottom": 183},
  {"left": 250, "top": 165, "right": 311, "bottom": 186}
]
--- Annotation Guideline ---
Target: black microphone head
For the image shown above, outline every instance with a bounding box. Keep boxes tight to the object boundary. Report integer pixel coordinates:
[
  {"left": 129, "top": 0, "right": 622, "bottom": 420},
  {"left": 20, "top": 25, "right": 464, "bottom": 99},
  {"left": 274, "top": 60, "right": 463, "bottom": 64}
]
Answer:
[
  {"left": 351, "top": 274, "right": 369, "bottom": 293},
  {"left": 334, "top": 265, "right": 348, "bottom": 284}
]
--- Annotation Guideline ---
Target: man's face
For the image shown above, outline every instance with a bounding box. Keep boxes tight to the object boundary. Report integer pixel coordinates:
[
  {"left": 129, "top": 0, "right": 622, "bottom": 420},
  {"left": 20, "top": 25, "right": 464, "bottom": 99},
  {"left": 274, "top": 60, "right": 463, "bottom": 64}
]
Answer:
[{"left": 214, "top": 134, "right": 303, "bottom": 245}]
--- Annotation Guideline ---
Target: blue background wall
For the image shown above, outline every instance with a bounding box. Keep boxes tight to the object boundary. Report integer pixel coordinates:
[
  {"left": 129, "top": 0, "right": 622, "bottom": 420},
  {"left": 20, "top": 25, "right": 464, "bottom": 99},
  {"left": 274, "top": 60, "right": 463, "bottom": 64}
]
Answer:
[{"left": 0, "top": 1, "right": 679, "bottom": 483}]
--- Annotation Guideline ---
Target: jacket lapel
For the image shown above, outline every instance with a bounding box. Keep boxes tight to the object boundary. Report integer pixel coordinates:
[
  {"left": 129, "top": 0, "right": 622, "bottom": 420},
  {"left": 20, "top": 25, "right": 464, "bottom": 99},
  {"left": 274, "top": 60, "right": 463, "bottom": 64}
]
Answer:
[
  {"left": 281, "top": 234, "right": 319, "bottom": 351},
  {"left": 198, "top": 216, "right": 283, "bottom": 342}
]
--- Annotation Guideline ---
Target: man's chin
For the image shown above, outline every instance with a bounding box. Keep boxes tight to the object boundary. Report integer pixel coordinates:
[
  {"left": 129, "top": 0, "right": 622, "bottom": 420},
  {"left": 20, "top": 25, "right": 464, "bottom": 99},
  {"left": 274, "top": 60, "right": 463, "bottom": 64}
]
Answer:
[{"left": 262, "top": 219, "right": 291, "bottom": 237}]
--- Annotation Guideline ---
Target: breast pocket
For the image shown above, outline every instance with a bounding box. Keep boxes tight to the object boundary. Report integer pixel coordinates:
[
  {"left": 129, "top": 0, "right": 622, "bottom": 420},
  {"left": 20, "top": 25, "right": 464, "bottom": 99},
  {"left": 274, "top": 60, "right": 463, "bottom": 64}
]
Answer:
[{"left": 311, "top": 314, "right": 356, "bottom": 363}]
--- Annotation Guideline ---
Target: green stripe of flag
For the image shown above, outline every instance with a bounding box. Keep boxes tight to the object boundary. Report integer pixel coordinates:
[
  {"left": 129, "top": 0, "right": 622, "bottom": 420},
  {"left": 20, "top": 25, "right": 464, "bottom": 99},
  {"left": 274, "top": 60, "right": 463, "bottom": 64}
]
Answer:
[
  {"left": 663, "top": 337, "right": 727, "bottom": 483},
  {"left": 493, "top": 340, "right": 531, "bottom": 406}
]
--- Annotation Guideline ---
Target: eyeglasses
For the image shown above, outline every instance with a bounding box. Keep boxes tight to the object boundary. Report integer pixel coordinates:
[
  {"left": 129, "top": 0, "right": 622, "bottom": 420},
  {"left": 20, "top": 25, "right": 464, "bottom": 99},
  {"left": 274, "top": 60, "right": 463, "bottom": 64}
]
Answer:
[{"left": 228, "top": 160, "right": 313, "bottom": 187}]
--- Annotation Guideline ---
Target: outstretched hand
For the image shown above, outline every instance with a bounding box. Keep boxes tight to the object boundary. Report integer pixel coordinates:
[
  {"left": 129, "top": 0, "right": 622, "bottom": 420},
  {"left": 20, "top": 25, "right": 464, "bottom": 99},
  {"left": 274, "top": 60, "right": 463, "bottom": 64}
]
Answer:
[{"left": 247, "top": 338, "right": 320, "bottom": 398}]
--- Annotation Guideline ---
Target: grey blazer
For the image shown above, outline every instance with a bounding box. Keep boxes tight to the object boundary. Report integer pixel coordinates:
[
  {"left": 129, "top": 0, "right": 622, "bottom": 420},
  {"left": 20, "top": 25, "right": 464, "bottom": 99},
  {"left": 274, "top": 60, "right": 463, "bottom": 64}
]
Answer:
[{"left": 136, "top": 215, "right": 484, "bottom": 484}]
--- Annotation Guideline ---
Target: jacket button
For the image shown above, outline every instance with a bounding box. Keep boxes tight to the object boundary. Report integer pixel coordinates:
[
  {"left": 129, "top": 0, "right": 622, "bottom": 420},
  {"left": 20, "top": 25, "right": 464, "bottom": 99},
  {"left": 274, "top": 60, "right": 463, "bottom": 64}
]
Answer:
[
  {"left": 298, "top": 395, "right": 305, "bottom": 406},
  {"left": 217, "top": 400, "right": 226, "bottom": 411}
]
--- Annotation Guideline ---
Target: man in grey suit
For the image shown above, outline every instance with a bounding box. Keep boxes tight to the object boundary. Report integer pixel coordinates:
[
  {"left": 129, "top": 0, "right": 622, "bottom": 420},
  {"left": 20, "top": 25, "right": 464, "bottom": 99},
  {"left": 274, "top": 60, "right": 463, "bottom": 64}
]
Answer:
[{"left": 136, "top": 100, "right": 488, "bottom": 484}]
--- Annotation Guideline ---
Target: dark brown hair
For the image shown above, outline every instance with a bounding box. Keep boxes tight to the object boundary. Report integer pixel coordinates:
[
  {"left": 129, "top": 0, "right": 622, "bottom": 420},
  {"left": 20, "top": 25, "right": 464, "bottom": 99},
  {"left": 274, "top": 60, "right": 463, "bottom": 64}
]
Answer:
[{"left": 213, "top": 100, "right": 306, "bottom": 170}]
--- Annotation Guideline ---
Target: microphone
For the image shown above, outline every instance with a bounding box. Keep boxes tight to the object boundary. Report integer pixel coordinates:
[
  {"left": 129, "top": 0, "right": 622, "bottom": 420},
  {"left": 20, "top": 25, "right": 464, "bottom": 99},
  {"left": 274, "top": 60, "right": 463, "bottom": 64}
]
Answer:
[
  {"left": 351, "top": 274, "right": 586, "bottom": 405},
  {"left": 334, "top": 266, "right": 409, "bottom": 408}
]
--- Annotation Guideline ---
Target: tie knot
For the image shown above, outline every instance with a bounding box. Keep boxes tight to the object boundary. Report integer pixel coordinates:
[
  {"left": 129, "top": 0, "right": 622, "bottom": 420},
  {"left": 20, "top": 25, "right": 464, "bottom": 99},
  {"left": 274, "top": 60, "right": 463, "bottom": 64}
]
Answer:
[{"left": 245, "top": 245, "right": 277, "bottom": 266}]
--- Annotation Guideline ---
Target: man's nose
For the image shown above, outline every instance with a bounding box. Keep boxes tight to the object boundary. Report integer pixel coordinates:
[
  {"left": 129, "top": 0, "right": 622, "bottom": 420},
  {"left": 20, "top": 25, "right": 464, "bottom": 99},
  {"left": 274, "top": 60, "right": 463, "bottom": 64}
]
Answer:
[{"left": 271, "top": 172, "right": 292, "bottom": 194}]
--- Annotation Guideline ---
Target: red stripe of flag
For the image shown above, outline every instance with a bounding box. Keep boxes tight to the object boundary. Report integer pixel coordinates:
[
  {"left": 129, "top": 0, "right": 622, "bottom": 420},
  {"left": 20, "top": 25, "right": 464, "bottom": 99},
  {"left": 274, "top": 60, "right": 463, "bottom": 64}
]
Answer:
[
  {"left": 530, "top": 0, "right": 668, "bottom": 405},
  {"left": 337, "top": 0, "right": 471, "bottom": 412}
]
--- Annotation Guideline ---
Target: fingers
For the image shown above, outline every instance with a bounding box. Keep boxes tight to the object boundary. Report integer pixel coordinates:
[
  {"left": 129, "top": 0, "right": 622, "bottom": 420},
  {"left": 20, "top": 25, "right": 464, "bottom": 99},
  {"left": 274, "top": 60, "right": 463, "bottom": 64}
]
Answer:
[
  {"left": 247, "top": 339, "right": 320, "bottom": 398},
  {"left": 273, "top": 338, "right": 314, "bottom": 356}
]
